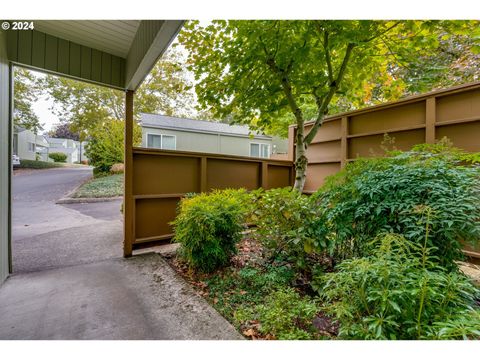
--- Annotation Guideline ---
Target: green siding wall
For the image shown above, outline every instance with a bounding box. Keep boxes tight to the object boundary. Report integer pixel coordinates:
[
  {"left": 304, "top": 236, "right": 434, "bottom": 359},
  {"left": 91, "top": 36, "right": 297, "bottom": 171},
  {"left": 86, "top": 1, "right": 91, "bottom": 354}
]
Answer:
[
  {"left": 7, "top": 29, "right": 125, "bottom": 89},
  {"left": 0, "top": 30, "right": 11, "bottom": 284},
  {"left": 141, "top": 127, "right": 275, "bottom": 158}
]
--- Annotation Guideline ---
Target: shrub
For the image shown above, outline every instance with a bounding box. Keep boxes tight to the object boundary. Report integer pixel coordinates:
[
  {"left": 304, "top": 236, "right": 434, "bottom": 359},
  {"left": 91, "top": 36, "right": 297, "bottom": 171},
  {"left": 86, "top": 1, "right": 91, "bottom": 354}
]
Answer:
[
  {"left": 18, "top": 159, "right": 63, "bottom": 169},
  {"left": 110, "top": 163, "right": 124, "bottom": 174},
  {"left": 235, "top": 287, "right": 320, "bottom": 340},
  {"left": 172, "top": 189, "right": 249, "bottom": 272},
  {"left": 48, "top": 152, "right": 67, "bottom": 163},
  {"left": 253, "top": 187, "right": 320, "bottom": 268},
  {"left": 85, "top": 119, "right": 141, "bottom": 173},
  {"left": 311, "top": 143, "right": 480, "bottom": 268},
  {"left": 316, "top": 234, "right": 480, "bottom": 340}
]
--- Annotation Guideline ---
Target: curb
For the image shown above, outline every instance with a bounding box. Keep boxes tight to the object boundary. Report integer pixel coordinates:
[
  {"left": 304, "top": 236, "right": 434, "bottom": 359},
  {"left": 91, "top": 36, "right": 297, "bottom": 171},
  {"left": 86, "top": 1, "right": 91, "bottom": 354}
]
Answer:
[{"left": 56, "top": 196, "right": 123, "bottom": 204}]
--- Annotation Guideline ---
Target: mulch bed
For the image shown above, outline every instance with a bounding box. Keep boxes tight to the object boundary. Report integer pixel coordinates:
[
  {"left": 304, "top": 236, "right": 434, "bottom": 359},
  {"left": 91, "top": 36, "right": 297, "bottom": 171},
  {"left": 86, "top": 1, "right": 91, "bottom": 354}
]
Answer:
[{"left": 165, "top": 235, "right": 339, "bottom": 340}]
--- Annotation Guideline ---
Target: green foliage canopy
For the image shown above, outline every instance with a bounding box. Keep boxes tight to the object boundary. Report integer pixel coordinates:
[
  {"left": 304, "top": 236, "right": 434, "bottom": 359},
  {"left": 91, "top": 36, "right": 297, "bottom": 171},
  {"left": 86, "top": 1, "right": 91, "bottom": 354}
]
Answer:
[
  {"left": 40, "top": 47, "right": 197, "bottom": 138},
  {"left": 310, "top": 142, "right": 480, "bottom": 268},
  {"left": 85, "top": 119, "right": 141, "bottom": 173},
  {"left": 179, "top": 20, "right": 478, "bottom": 190},
  {"left": 14, "top": 67, "right": 42, "bottom": 132}
]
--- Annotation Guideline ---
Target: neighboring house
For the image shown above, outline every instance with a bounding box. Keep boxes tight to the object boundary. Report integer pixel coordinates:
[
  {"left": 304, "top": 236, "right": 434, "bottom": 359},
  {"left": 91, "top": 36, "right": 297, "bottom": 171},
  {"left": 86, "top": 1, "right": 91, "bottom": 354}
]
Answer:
[
  {"left": 13, "top": 126, "right": 49, "bottom": 161},
  {"left": 45, "top": 137, "right": 89, "bottom": 164},
  {"left": 140, "top": 113, "right": 288, "bottom": 159}
]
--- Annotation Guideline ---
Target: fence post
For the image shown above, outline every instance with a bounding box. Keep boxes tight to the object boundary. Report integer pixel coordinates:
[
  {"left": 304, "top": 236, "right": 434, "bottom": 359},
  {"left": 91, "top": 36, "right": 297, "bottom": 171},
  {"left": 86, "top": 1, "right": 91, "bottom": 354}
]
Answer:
[
  {"left": 200, "top": 156, "right": 207, "bottom": 192},
  {"left": 340, "top": 116, "right": 348, "bottom": 168},
  {"left": 425, "top": 97, "right": 436, "bottom": 144},
  {"left": 261, "top": 162, "right": 269, "bottom": 189},
  {"left": 123, "top": 90, "right": 134, "bottom": 258}
]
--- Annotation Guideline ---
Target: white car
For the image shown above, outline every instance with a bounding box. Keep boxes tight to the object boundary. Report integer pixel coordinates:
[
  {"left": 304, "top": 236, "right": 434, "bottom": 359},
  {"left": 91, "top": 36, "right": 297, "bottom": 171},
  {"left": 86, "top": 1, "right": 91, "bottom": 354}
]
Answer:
[{"left": 12, "top": 154, "right": 20, "bottom": 167}]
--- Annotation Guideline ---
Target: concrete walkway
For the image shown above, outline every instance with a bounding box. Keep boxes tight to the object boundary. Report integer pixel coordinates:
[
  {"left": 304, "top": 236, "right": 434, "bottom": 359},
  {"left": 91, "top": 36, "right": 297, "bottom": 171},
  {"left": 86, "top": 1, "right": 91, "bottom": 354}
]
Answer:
[
  {"left": 0, "top": 253, "right": 241, "bottom": 340},
  {"left": 1, "top": 168, "right": 241, "bottom": 339}
]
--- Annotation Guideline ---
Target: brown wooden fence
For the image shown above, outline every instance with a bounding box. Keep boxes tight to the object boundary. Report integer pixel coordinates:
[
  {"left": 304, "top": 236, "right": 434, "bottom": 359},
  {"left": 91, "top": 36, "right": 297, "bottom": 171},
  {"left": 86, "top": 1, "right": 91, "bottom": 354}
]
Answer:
[
  {"left": 124, "top": 148, "right": 293, "bottom": 254},
  {"left": 122, "top": 82, "right": 480, "bottom": 259},
  {"left": 289, "top": 81, "right": 480, "bottom": 262},
  {"left": 289, "top": 81, "right": 480, "bottom": 193}
]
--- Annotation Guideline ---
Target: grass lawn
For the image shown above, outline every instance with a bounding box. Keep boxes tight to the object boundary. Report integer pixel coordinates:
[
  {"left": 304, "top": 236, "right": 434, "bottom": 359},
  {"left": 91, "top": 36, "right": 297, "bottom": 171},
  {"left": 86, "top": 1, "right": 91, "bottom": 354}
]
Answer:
[
  {"left": 72, "top": 174, "right": 123, "bottom": 198},
  {"left": 16, "top": 159, "right": 65, "bottom": 169}
]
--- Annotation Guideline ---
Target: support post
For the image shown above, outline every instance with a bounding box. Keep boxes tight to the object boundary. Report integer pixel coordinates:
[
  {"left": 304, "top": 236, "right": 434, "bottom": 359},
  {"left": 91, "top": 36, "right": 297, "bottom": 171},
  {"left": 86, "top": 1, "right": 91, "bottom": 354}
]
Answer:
[
  {"left": 8, "top": 63, "right": 13, "bottom": 273},
  {"left": 123, "top": 90, "right": 134, "bottom": 257},
  {"left": 261, "top": 162, "right": 269, "bottom": 189},
  {"left": 425, "top": 97, "right": 436, "bottom": 144},
  {"left": 200, "top": 156, "right": 207, "bottom": 192},
  {"left": 340, "top": 116, "right": 348, "bottom": 168}
]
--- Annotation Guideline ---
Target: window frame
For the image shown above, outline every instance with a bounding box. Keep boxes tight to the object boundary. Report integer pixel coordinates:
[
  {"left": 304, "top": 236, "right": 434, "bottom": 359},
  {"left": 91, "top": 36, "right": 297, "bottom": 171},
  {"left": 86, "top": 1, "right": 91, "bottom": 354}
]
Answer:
[
  {"left": 250, "top": 142, "right": 270, "bottom": 158},
  {"left": 146, "top": 132, "right": 177, "bottom": 150},
  {"left": 160, "top": 134, "right": 176, "bottom": 150}
]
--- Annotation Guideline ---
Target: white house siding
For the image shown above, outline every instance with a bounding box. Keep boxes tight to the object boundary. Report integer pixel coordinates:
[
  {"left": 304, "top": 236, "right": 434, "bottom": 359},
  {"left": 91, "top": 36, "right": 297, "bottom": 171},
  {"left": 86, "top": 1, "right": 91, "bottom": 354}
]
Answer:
[
  {"left": 15, "top": 129, "right": 38, "bottom": 160},
  {"left": 142, "top": 127, "right": 275, "bottom": 158},
  {"left": 47, "top": 138, "right": 84, "bottom": 163},
  {"left": 218, "top": 134, "right": 271, "bottom": 158},
  {"left": 0, "top": 30, "right": 11, "bottom": 284}
]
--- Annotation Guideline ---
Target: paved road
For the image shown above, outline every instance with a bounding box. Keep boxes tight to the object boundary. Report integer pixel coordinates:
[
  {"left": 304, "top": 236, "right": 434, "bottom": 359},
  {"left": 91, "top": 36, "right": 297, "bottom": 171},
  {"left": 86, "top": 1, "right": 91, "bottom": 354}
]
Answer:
[
  {"left": 12, "top": 167, "right": 122, "bottom": 272},
  {"left": 1, "top": 167, "right": 241, "bottom": 340}
]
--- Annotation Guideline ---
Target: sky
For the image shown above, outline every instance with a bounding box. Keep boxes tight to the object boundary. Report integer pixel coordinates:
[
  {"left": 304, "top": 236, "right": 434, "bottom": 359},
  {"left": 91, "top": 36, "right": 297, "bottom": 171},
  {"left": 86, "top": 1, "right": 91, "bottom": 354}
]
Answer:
[
  {"left": 24, "top": 37, "right": 193, "bottom": 134},
  {"left": 32, "top": 94, "right": 59, "bottom": 133},
  {"left": 26, "top": 70, "right": 60, "bottom": 133}
]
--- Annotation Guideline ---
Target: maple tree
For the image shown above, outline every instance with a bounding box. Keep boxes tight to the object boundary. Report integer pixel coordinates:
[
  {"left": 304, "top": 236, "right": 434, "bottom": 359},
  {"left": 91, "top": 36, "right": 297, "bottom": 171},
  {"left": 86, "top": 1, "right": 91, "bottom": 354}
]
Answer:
[
  {"left": 14, "top": 67, "right": 42, "bottom": 132},
  {"left": 39, "top": 46, "right": 197, "bottom": 138},
  {"left": 179, "top": 20, "right": 479, "bottom": 191},
  {"left": 48, "top": 122, "right": 80, "bottom": 141}
]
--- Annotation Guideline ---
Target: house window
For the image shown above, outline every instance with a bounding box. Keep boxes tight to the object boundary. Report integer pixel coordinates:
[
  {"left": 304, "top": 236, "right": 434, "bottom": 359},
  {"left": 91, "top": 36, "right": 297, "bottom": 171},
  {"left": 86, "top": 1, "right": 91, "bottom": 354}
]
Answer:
[
  {"left": 147, "top": 134, "right": 176, "bottom": 150},
  {"left": 27, "top": 142, "right": 36, "bottom": 152},
  {"left": 250, "top": 143, "right": 270, "bottom": 158}
]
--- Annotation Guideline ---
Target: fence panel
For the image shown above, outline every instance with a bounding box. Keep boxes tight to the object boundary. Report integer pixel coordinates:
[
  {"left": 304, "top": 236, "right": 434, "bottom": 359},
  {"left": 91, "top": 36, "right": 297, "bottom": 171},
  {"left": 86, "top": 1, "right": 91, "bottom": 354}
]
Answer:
[
  {"left": 289, "top": 82, "right": 480, "bottom": 192},
  {"left": 126, "top": 148, "right": 293, "bottom": 251},
  {"left": 290, "top": 82, "right": 480, "bottom": 262}
]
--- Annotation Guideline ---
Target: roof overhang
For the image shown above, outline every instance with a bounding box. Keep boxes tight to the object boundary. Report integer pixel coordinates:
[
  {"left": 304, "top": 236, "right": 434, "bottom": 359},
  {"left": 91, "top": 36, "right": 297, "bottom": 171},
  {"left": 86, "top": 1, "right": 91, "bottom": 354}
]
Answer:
[
  {"left": 141, "top": 122, "right": 273, "bottom": 141},
  {"left": 5, "top": 20, "right": 184, "bottom": 90}
]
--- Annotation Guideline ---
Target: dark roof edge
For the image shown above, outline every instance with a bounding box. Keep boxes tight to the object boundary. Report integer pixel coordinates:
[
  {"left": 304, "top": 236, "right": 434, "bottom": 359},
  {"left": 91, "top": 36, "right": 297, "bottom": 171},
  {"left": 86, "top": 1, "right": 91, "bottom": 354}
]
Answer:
[{"left": 141, "top": 123, "right": 272, "bottom": 140}]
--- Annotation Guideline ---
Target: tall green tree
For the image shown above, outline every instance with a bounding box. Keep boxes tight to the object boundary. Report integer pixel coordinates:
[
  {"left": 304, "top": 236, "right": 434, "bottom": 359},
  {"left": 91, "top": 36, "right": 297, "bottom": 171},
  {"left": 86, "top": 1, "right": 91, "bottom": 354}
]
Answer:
[
  {"left": 14, "top": 67, "right": 42, "bottom": 132},
  {"left": 179, "top": 20, "right": 478, "bottom": 191},
  {"left": 85, "top": 119, "right": 142, "bottom": 173},
  {"left": 40, "top": 46, "right": 197, "bottom": 138},
  {"left": 48, "top": 122, "right": 80, "bottom": 141}
]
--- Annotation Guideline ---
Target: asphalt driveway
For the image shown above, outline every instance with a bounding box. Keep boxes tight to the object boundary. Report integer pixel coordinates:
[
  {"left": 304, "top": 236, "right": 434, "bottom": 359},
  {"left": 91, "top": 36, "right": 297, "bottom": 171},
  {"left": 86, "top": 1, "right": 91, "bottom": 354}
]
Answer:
[
  {"left": 1, "top": 167, "right": 240, "bottom": 340},
  {"left": 12, "top": 167, "right": 122, "bottom": 273}
]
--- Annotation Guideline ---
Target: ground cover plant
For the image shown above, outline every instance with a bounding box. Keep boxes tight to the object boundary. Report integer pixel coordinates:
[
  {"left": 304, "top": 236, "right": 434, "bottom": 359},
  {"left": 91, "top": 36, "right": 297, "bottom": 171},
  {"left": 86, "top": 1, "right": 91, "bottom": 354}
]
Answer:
[
  {"left": 317, "top": 233, "right": 480, "bottom": 339},
  {"left": 167, "top": 142, "right": 480, "bottom": 340},
  {"left": 72, "top": 174, "right": 123, "bottom": 198}
]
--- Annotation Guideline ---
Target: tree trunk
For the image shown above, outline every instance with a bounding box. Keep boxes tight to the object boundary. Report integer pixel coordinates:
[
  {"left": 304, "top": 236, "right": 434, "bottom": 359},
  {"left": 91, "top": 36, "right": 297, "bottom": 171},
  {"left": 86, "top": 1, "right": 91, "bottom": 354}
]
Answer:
[{"left": 293, "top": 129, "right": 308, "bottom": 192}]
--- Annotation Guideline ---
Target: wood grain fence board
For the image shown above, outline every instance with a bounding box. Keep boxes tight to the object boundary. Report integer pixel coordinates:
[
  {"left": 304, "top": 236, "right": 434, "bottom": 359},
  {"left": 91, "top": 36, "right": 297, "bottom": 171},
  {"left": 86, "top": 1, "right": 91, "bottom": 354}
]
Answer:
[
  {"left": 126, "top": 148, "right": 293, "bottom": 250},
  {"left": 291, "top": 81, "right": 480, "bottom": 260}
]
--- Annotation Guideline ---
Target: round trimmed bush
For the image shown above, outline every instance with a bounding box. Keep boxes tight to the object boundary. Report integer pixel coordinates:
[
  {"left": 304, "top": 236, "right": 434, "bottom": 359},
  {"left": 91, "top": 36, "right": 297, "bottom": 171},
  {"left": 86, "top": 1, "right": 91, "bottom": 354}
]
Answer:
[
  {"left": 171, "top": 189, "right": 249, "bottom": 272},
  {"left": 48, "top": 152, "right": 67, "bottom": 163}
]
